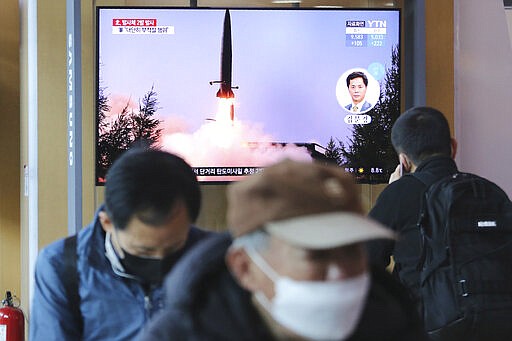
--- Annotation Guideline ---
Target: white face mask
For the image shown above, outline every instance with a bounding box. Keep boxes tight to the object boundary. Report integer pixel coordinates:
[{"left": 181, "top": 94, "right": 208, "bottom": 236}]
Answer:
[{"left": 246, "top": 246, "right": 370, "bottom": 341}]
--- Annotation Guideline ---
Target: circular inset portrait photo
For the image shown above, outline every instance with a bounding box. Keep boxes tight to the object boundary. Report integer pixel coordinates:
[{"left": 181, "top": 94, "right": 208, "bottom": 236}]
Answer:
[{"left": 336, "top": 68, "right": 380, "bottom": 114}]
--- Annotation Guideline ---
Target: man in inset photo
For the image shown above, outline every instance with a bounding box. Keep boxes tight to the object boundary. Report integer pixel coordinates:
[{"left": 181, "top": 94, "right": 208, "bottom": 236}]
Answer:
[{"left": 345, "top": 71, "right": 372, "bottom": 113}]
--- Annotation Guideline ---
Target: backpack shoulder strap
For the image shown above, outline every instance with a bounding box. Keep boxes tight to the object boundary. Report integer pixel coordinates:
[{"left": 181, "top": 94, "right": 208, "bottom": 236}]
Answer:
[
  {"left": 410, "top": 171, "right": 447, "bottom": 272},
  {"left": 63, "top": 235, "right": 83, "bottom": 335}
]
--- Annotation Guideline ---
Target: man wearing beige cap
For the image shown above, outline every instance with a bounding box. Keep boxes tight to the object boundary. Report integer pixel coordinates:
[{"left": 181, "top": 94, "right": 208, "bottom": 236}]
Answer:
[{"left": 138, "top": 159, "right": 426, "bottom": 341}]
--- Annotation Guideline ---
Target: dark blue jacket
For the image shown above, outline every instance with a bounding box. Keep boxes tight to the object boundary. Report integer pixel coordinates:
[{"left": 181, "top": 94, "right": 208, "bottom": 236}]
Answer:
[{"left": 30, "top": 207, "right": 212, "bottom": 341}]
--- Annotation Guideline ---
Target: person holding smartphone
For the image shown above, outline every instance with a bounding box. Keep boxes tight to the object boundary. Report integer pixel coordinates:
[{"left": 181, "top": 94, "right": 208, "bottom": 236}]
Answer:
[{"left": 366, "top": 107, "right": 458, "bottom": 305}]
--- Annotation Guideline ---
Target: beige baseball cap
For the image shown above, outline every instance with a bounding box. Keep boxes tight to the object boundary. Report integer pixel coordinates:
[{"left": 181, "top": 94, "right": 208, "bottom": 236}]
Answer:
[{"left": 227, "top": 159, "right": 395, "bottom": 249}]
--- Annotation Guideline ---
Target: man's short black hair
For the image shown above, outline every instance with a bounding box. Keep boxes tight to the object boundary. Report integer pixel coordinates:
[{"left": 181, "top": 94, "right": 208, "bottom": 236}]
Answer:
[
  {"left": 346, "top": 71, "right": 368, "bottom": 87},
  {"left": 391, "top": 106, "right": 452, "bottom": 165},
  {"left": 104, "top": 148, "right": 201, "bottom": 230}
]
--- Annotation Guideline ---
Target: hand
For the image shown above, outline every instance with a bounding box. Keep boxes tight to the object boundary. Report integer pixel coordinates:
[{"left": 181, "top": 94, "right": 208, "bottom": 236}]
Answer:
[{"left": 388, "top": 164, "right": 401, "bottom": 184}]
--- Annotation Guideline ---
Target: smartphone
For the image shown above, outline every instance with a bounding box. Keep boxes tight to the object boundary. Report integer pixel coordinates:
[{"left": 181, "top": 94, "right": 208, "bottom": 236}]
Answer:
[{"left": 399, "top": 163, "right": 409, "bottom": 176}]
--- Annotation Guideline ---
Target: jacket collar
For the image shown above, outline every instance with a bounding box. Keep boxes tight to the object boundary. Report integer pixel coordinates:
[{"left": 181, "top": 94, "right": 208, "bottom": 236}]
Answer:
[
  {"left": 415, "top": 155, "right": 458, "bottom": 174},
  {"left": 104, "top": 231, "right": 139, "bottom": 280}
]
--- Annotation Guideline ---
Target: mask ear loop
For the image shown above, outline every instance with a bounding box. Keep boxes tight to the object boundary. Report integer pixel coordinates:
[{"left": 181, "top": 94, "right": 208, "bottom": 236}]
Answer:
[
  {"left": 244, "top": 245, "right": 280, "bottom": 282},
  {"left": 106, "top": 231, "right": 123, "bottom": 259},
  {"left": 243, "top": 245, "right": 281, "bottom": 311},
  {"left": 109, "top": 229, "right": 127, "bottom": 259}
]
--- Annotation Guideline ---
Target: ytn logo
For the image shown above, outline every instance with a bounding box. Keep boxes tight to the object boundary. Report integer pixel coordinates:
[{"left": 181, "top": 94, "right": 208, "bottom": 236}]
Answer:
[{"left": 367, "top": 20, "right": 387, "bottom": 28}]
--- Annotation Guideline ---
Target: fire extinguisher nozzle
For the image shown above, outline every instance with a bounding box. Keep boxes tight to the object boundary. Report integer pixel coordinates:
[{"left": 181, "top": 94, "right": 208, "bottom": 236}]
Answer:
[{"left": 2, "top": 291, "right": 14, "bottom": 307}]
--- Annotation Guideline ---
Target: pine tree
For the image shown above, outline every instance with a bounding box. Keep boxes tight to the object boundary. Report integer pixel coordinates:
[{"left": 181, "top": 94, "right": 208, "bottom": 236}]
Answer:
[
  {"left": 96, "top": 83, "right": 111, "bottom": 182},
  {"left": 131, "top": 85, "right": 162, "bottom": 148},
  {"left": 97, "top": 103, "right": 133, "bottom": 182},
  {"left": 339, "top": 44, "right": 401, "bottom": 183},
  {"left": 96, "top": 86, "right": 163, "bottom": 183},
  {"left": 324, "top": 137, "right": 342, "bottom": 166},
  {"left": 97, "top": 83, "right": 110, "bottom": 131}
]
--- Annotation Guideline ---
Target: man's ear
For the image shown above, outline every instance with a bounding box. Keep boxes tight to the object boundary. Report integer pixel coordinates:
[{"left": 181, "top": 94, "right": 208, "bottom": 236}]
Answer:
[
  {"left": 398, "top": 153, "right": 412, "bottom": 173},
  {"left": 450, "top": 138, "right": 458, "bottom": 159},
  {"left": 225, "top": 248, "right": 259, "bottom": 292},
  {"left": 98, "top": 210, "right": 115, "bottom": 233}
]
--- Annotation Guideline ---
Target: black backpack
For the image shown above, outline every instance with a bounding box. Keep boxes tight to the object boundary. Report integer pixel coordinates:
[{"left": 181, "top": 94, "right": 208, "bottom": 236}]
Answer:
[{"left": 414, "top": 172, "right": 512, "bottom": 338}]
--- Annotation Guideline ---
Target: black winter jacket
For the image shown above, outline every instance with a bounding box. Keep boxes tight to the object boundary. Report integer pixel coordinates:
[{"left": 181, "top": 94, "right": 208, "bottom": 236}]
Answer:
[{"left": 367, "top": 156, "right": 458, "bottom": 300}]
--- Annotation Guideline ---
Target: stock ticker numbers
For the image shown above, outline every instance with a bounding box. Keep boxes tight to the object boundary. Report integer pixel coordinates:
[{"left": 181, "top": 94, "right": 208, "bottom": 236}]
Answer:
[{"left": 346, "top": 20, "right": 387, "bottom": 48}]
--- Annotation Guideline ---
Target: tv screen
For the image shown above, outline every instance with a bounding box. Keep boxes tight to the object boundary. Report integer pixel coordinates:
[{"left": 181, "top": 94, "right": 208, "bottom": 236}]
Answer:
[{"left": 96, "top": 7, "right": 401, "bottom": 184}]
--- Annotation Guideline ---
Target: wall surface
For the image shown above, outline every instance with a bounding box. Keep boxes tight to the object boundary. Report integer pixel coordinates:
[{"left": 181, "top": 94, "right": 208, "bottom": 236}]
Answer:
[
  {"left": 425, "top": 0, "right": 454, "bottom": 131},
  {"left": 507, "top": 8, "right": 512, "bottom": 38},
  {"left": 36, "top": 3, "right": 69, "bottom": 248},
  {"left": 454, "top": 0, "right": 512, "bottom": 196},
  {"left": 0, "top": 0, "right": 21, "bottom": 298}
]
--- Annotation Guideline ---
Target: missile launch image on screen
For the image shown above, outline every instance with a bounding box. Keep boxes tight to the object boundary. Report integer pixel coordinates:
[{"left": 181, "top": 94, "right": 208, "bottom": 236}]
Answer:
[{"left": 96, "top": 8, "right": 401, "bottom": 182}]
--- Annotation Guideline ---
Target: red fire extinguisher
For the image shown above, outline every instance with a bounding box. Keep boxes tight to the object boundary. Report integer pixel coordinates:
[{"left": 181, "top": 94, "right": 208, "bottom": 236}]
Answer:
[{"left": 0, "top": 291, "right": 25, "bottom": 341}]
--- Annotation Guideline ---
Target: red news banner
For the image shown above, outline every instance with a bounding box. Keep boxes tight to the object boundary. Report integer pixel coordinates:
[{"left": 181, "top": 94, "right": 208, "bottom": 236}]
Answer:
[{"left": 111, "top": 18, "right": 174, "bottom": 35}]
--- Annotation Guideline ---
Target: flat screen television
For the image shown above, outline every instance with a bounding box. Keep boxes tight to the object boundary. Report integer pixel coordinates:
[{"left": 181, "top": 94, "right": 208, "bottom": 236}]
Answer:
[{"left": 96, "top": 7, "right": 401, "bottom": 184}]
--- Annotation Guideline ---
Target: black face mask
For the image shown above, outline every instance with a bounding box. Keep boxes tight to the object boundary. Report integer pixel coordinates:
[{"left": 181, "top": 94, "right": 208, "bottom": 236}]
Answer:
[{"left": 120, "top": 248, "right": 183, "bottom": 284}]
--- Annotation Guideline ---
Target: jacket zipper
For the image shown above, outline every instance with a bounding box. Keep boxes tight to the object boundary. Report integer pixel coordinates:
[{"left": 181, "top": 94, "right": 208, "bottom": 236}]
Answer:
[{"left": 144, "top": 294, "right": 152, "bottom": 316}]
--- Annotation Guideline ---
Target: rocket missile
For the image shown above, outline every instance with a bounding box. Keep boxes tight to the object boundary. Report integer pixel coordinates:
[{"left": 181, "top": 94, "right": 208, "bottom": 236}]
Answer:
[
  {"left": 213, "top": 9, "right": 235, "bottom": 99},
  {"left": 217, "top": 9, "right": 234, "bottom": 99},
  {"left": 210, "top": 10, "right": 238, "bottom": 121}
]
